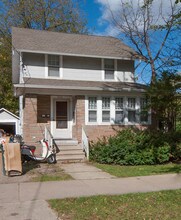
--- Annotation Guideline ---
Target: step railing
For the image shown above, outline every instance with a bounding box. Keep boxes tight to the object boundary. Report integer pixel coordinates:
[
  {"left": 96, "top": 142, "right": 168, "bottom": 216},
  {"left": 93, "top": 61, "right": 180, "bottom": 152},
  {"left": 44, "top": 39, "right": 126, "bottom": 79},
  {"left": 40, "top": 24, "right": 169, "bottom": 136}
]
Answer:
[
  {"left": 82, "top": 126, "right": 89, "bottom": 160},
  {"left": 44, "top": 125, "right": 53, "bottom": 147},
  {"left": 44, "top": 125, "right": 60, "bottom": 153}
]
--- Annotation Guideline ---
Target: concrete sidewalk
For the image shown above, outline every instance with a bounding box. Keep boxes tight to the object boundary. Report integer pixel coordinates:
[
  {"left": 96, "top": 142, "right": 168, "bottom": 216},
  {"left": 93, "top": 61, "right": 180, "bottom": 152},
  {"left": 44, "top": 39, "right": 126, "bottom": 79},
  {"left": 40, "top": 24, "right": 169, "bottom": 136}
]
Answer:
[
  {"left": 60, "top": 163, "right": 115, "bottom": 179},
  {"left": 0, "top": 200, "right": 57, "bottom": 220},
  {"left": 0, "top": 173, "right": 181, "bottom": 219},
  {"left": 1, "top": 173, "right": 181, "bottom": 203}
]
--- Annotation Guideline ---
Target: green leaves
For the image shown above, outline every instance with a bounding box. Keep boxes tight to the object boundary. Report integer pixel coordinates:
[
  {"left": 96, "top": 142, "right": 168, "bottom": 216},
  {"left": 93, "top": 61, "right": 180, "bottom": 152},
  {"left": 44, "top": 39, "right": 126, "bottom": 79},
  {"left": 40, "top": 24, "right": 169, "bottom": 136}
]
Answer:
[
  {"left": 0, "top": 37, "right": 18, "bottom": 114},
  {"left": 90, "top": 128, "right": 181, "bottom": 165},
  {"left": 147, "top": 71, "right": 181, "bottom": 132},
  {"left": 1, "top": 0, "right": 88, "bottom": 33}
]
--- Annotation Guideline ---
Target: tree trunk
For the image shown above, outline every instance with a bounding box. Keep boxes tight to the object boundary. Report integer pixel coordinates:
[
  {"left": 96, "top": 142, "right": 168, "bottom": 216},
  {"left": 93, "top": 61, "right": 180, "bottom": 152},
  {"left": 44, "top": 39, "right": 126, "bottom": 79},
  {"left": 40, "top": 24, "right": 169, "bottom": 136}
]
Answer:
[{"left": 150, "top": 60, "right": 156, "bottom": 84}]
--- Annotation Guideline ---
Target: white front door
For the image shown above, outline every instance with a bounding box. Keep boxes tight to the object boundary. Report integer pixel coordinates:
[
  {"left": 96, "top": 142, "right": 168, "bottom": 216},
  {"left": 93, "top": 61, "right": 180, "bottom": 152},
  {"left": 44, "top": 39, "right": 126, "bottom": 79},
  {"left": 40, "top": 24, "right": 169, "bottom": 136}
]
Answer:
[{"left": 52, "top": 99, "right": 72, "bottom": 139}]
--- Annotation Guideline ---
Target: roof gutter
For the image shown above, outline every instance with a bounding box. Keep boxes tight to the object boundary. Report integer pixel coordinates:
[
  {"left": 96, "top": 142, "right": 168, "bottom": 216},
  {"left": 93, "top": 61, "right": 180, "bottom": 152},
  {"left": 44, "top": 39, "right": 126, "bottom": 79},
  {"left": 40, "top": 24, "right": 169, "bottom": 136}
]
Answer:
[
  {"left": 16, "top": 49, "right": 136, "bottom": 61},
  {"left": 14, "top": 83, "right": 146, "bottom": 92}
]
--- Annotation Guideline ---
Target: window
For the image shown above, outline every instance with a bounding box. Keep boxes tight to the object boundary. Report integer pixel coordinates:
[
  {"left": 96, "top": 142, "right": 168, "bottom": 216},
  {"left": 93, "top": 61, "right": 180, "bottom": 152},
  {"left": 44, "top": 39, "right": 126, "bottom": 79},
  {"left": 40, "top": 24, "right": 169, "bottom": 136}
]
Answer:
[
  {"left": 88, "top": 97, "right": 97, "bottom": 122},
  {"left": 48, "top": 55, "right": 59, "bottom": 77},
  {"left": 128, "top": 98, "right": 136, "bottom": 122},
  {"left": 102, "top": 97, "right": 110, "bottom": 122},
  {"left": 140, "top": 98, "right": 148, "bottom": 123},
  {"left": 115, "top": 97, "right": 124, "bottom": 123},
  {"left": 87, "top": 96, "right": 147, "bottom": 125},
  {"left": 104, "top": 59, "right": 114, "bottom": 80}
]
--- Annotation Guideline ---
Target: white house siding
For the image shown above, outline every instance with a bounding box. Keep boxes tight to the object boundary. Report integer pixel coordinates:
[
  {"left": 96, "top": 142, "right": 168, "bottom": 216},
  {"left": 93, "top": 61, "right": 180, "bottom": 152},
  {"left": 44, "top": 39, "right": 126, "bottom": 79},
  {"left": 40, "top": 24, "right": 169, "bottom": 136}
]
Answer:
[
  {"left": 0, "top": 111, "right": 18, "bottom": 121},
  {"left": 0, "top": 109, "right": 20, "bottom": 134},
  {"left": 12, "top": 50, "right": 20, "bottom": 84},
  {"left": 21, "top": 53, "right": 135, "bottom": 82},
  {"left": 63, "top": 56, "right": 102, "bottom": 81},
  {"left": 117, "top": 60, "right": 134, "bottom": 82},
  {"left": 23, "top": 52, "right": 45, "bottom": 78}
]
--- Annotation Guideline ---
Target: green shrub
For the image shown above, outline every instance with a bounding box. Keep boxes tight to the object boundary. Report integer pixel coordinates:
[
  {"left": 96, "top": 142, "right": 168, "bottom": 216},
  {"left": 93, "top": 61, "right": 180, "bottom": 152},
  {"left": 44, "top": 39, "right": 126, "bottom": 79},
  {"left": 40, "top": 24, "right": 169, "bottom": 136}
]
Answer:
[
  {"left": 90, "top": 129, "right": 181, "bottom": 165},
  {"left": 154, "top": 143, "right": 171, "bottom": 164}
]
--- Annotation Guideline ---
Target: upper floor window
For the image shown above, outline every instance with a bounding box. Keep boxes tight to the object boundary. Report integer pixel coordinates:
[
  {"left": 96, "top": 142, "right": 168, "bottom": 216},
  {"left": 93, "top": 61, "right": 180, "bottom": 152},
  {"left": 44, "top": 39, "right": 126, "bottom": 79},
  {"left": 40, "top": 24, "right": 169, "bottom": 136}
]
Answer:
[
  {"left": 140, "top": 98, "right": 148, "bottom": 123},
  {"left": 115, "top": 97, "right": 124, "bottom": 123},
  {"left": 88, "top": 97, "right": 97, "bottom": 122},
  {"left": 102, "top": 97, "right": 110, "bottom": 122},
  {"left": 128, "top": 98, "right": 136, "bottom": 122},
  {"left": 48, "top": 55, "right": 59, "bottom": 77},
  {"left": 104, "top": 59, "right": 114, "bottom": 80}
]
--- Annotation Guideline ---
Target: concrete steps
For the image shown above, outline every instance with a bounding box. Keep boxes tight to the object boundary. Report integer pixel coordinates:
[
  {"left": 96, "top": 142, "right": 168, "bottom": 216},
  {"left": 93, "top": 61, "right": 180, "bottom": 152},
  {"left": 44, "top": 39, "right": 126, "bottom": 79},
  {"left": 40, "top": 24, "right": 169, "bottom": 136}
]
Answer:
[
  {"left": 54, "top": 139, "right": 86, "bottom": 163},
  {"left": 54, "top": 139, "right": 78, "bottom": 146}
]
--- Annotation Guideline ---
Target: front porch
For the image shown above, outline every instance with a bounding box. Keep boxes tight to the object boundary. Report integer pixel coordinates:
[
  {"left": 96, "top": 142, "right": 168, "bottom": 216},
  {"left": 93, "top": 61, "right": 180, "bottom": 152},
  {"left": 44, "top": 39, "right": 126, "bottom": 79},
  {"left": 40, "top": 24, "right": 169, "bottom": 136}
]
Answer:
[
  {"left": 21, "top": 94, "right": 87, "bottom": 162},
  {"left": 22, "top": 94, "right": 84, "bottom": 143}
]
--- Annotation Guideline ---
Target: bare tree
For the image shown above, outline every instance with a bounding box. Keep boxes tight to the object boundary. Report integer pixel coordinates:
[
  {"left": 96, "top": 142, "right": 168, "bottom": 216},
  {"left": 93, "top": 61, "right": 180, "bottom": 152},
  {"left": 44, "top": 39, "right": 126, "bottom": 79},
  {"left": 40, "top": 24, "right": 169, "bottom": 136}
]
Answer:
[{"left": 104, "top": 0, "right": 181, "bottom": 83}]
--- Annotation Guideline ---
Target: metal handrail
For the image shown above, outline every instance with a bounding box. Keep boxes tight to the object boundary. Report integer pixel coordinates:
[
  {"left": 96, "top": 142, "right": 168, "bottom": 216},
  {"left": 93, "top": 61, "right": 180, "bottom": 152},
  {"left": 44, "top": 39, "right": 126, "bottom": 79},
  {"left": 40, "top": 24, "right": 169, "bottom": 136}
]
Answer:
[
  {"left": 82, "top": 126, "right": 89, "bottom": 160},
  {"left": 44, "top": 125, "right": 53, "bottom": 147},
  {"left": 44, "top": 125, "right": 60, "bottom": 153}
]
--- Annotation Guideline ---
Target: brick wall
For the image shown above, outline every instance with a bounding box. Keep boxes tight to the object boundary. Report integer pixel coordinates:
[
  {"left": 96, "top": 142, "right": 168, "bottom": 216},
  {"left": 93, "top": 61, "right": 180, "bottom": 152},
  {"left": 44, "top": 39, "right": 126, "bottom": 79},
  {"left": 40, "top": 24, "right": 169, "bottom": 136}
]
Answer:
[
  {"left": 72, "top": 96, "right": 85, "bottom": 142},
  {"left": 23, "top": 94, "right": 50, "bottom": 144},
  {"left": 84, "top": 125, "right": 149, "bottom": 143}
]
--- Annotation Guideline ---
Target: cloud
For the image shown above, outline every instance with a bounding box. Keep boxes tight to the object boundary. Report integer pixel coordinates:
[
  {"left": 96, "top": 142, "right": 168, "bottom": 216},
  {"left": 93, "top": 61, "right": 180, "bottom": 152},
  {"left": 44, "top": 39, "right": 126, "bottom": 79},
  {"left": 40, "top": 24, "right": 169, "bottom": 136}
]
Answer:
[{"left": 95, "top": 0, "right": 179, "bottom": 36}]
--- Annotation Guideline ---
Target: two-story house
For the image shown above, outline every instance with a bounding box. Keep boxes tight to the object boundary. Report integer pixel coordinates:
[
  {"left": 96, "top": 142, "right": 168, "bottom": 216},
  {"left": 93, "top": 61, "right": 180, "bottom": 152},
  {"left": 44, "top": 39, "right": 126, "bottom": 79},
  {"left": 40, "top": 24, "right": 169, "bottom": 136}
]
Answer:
[{"left": 12, "top": 27, "right": 150, "bottom": 160}]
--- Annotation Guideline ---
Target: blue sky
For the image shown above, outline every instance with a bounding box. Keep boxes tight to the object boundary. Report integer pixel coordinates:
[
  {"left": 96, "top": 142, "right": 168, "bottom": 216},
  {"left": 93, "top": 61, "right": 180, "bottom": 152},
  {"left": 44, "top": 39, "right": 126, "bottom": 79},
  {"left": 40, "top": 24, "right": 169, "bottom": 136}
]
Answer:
[{"left": 80, "top": 0, "right": 107, "bottom": 34}]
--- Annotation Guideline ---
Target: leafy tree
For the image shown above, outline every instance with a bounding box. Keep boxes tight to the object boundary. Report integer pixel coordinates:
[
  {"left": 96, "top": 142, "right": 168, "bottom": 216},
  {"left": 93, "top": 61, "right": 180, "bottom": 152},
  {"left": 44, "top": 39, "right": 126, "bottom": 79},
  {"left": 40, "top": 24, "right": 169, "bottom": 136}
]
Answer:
[
  {"left": 0, "top": 0, "right": 88, "bottom": 115},
  {"left": 147, "top": 71, "right": 181, "bottom": 132},
  {"left": 0, "top": 0, "right": 87, "bottom": 33},
  {"left": 0, "top": 36, "right": 18, "bottom": 114}
]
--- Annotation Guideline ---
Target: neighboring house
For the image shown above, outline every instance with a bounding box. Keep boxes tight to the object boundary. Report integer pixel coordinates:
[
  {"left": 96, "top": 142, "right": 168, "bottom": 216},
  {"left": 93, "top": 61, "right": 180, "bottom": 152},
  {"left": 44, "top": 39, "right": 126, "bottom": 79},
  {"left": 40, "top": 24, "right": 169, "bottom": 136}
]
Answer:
[
  {"left": 12, "top": 27, "right": 151, "bottom": 147},
  {"left": 0, "top": 108, "right": 20, "bottom": 135}
]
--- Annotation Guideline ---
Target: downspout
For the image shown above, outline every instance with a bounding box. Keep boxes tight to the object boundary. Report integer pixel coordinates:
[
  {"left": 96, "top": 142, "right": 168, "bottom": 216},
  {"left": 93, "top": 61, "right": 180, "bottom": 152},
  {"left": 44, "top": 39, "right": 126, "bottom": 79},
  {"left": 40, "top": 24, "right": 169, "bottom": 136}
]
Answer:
[
  {"left": 19, "top": 96, "right": 23, "bottom": 136},
  {"left": 19, "top": 52, "right": 24, "bottom": 135}
]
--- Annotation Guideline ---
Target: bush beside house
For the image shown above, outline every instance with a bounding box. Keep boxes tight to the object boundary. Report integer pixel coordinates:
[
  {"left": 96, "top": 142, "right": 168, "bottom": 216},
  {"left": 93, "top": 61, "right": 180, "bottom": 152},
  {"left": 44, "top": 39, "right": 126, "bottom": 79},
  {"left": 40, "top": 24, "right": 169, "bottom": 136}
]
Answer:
[{"left": 90, "top": 129, "right": 181, "bottom": 165}]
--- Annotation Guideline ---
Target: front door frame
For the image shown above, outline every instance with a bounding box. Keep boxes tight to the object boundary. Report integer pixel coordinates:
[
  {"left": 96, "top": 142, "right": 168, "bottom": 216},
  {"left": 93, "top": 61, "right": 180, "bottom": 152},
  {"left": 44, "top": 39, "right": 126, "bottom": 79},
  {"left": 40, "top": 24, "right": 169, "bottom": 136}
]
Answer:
[{"left": 51, "top": 96, "right": 73, "bottom": 139}]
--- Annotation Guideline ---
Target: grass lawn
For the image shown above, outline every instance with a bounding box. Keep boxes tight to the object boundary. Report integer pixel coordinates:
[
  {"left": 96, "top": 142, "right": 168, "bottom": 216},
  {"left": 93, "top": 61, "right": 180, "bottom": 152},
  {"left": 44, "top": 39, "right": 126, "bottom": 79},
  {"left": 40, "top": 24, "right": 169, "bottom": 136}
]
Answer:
[
  {"left": 31, "top": 173, "right": 72, "bottom": 182},
  {"left": 49, "top": 189, "right": 181, "bottom": 220},
  {"left": 93, "top": 163, "right": 181, "bottom": 177}
]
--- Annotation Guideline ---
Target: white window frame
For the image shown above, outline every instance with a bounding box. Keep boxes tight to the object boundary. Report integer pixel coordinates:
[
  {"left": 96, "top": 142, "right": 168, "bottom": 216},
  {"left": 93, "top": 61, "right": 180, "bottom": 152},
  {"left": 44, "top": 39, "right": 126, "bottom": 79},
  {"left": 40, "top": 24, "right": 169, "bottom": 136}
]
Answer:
[
  {"left": 85, "top": 96, "right": 151, "bottom": 126},
  {"left": 127, "top": 97, "right": 137, "bottom": 124},
  {"left": 114, "top": 97, "right": 124, "bottom": 124},
  {"left": 102, "top": 97, "right": 111, "bottom": 123},
  {"left": 88, "top": 97, "right": 97, "bottom": 123},
  {"left": 102, "top": 59, "right": 117, "bottom": 81},
  {"left": 45, "top": 54, "right": 63, "bottom": 78}
]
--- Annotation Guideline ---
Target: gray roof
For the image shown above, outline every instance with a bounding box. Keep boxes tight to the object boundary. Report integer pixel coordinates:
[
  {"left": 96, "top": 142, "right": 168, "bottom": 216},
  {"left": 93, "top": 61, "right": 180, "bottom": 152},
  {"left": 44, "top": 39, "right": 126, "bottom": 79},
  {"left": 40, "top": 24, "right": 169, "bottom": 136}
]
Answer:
[
  {"left": 12, "top": 27, "right": 136, "bottom": 59},
  {"left": 15, "top": 78, "right": 146, "bottom": 92}
]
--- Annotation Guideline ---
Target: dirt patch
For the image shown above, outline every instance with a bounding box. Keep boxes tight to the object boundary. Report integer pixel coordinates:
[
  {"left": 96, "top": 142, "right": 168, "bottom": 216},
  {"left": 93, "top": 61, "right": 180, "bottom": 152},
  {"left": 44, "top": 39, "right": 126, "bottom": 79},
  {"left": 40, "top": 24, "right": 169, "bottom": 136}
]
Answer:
[{"left": 0, "top": 153, "right": 72, "bottom": 184}]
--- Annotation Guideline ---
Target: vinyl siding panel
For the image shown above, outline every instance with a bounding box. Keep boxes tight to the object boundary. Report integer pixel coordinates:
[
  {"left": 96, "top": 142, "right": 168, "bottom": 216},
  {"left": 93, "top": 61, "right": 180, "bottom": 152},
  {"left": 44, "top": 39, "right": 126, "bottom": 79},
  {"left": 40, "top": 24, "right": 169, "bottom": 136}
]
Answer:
[
  {"left": 117, "top": 60, "right": 134, "bottom": 82},
  {"left": 12, "top": 50, "right": 20, "bottom": 84},
  {"left": 23, "top": 53, "right": 45, "bottom": 78},
  {"left": 0, "top": 111, "right": 18, "bottom": 120},
  {"left": 63, "top": 56, "right": 102, "bottom": 81}
]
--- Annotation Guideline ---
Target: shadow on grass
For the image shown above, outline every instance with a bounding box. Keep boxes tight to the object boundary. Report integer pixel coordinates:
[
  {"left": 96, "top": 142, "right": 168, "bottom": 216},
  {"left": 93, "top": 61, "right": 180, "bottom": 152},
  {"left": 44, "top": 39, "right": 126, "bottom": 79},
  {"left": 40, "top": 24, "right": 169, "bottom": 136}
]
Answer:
[
  {"left": 22, "top": 161, "right": 40, "bottom": 175},
  {"left": 143, "top": 163, "right": 181, "bottom": 175}
]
